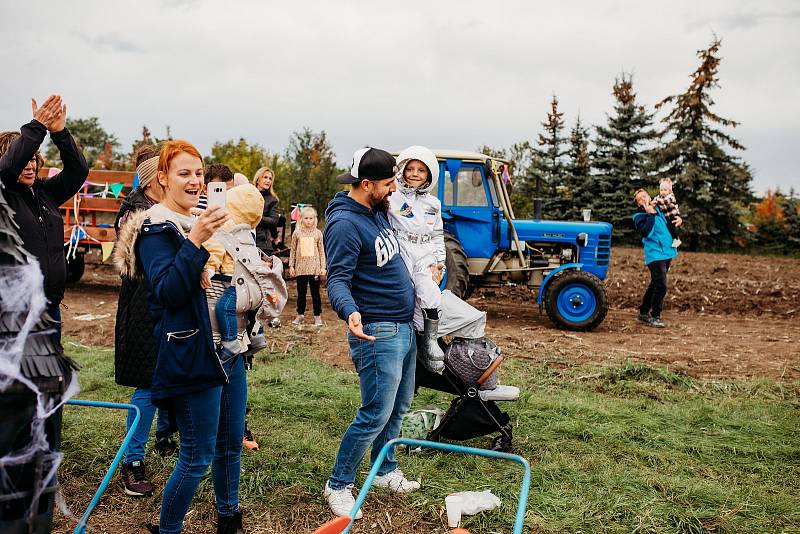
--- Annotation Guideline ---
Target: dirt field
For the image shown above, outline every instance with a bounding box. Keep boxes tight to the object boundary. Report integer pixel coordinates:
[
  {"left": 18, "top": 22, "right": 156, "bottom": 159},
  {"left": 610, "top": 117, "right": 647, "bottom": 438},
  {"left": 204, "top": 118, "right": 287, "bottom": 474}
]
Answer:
[{"left": 62, "top": 246, "right": 800, "bottom": 380}]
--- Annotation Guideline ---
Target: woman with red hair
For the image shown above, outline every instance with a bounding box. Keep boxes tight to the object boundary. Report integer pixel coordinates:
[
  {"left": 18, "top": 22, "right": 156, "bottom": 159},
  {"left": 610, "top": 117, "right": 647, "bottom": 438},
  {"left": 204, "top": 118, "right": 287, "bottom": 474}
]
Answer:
[{"left": 115, "top": 140, "right": 247, "bottom": 534}]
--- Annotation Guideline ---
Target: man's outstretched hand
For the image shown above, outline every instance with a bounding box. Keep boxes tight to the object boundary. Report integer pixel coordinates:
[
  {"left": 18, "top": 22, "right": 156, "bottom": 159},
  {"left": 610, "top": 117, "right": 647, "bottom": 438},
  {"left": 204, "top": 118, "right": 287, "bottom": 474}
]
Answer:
[{"left": 348, "top": 311, "right": 375, "bottom": 341}]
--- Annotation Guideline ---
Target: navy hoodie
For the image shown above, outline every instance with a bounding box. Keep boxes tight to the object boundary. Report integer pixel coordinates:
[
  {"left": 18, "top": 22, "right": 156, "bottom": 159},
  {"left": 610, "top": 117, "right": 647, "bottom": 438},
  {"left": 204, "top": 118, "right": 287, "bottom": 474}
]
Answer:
[{"left": 324, "top": 192, "right": 414, "bottom": 324}]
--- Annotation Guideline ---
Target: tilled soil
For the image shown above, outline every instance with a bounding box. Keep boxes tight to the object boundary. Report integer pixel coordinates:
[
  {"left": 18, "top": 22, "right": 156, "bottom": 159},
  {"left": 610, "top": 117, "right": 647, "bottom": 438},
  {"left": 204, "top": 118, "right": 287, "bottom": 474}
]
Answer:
[{"left": 61, "top": 247, "right": 800, "bottom": 380}]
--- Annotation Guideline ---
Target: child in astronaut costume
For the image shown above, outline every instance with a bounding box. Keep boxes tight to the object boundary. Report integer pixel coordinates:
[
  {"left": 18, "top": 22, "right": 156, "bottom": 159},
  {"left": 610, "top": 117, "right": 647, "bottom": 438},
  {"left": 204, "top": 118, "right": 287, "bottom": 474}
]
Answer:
[{"left": 388, "top": 145, "right": 447, "bottom": 374}]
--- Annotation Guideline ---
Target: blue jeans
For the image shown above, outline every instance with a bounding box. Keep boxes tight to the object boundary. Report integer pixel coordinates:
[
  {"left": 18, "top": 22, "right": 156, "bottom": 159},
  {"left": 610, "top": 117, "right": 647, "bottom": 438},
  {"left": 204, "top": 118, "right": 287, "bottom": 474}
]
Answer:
[
  {"left": 215, "top": 286, "right": 238, "bottom": 342},
  {"left": 328, "top": 322, "right": 416, "bottom": 490},
  {"left": 124, "top": 388, "right": 173, "bottom": 464},
  {"left": 159, "top": 356, "right": 247, "bottom": 534}
]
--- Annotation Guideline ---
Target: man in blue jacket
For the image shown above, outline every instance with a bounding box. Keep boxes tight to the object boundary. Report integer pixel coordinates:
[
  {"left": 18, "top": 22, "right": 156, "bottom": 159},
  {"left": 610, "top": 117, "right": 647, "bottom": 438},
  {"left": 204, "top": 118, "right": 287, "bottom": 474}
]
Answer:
[
  {"left": 322, "top": 147, "right": 420, "bottom": 519},
  {"left": 632, "top": 189, "right": 682, "bottom": 328}
]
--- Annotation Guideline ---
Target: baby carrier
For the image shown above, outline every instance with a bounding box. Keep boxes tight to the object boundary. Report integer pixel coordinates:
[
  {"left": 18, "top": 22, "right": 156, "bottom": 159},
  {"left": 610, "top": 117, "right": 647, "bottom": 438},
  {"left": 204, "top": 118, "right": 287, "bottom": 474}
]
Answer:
[
  {"left": 210, "top": 223, "right": 288, "bottom": 334},
  {"left": 414, "top": 291, "right": 519, "bottom": 451}
]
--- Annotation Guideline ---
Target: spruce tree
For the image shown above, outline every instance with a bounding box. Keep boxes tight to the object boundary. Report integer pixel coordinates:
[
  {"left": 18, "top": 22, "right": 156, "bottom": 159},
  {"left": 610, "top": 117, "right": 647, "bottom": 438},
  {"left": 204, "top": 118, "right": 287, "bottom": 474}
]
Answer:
[
  {"left": 563, "top": 116, "right": 593, "bottom": 220},
  {"left": 533, "top": 95, "right": 568, "bottom": 219},
  {"left": 654, "top": 38, "right": 753, "bottom": 250},
  {"left": 592, "top": 73, "right": 658, "bottom": 243},
  {"left": 778, "top": 190, "right": 800, "bottom": 253}
]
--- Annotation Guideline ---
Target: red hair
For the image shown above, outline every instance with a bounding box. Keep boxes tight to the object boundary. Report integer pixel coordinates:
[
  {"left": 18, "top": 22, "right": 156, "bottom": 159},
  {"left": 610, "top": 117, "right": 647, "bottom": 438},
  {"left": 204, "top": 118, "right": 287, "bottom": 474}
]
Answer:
[{"left": 158, "top": 140, "right": 203, "bottom": 175}]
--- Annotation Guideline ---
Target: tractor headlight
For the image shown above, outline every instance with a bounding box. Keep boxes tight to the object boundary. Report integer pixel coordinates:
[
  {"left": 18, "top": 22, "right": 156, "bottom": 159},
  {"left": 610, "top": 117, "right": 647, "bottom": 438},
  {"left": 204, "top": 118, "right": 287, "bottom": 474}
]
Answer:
[{"left": 576, "top": 233, "right": 588, "bottom": 247}]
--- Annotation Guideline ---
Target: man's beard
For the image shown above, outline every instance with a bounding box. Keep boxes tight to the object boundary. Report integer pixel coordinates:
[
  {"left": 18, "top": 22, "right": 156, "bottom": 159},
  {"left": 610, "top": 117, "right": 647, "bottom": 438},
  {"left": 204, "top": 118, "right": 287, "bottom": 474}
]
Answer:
[{"left": 369, "top": 192, "right": 390, "bottom": 213}]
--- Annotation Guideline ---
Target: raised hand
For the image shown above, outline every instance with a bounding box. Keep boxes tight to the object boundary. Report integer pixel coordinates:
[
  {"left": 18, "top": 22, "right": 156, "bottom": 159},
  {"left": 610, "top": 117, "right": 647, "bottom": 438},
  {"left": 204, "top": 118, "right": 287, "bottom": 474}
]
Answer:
[
  {"left": 51, "top": 102, "right": 67, "bottom": 133},
  {"left": 31, "top": 95, "right": 64, "bottom": 132},
  {"left": 188, "top": 205, "right": 228, "bottom": 247}
]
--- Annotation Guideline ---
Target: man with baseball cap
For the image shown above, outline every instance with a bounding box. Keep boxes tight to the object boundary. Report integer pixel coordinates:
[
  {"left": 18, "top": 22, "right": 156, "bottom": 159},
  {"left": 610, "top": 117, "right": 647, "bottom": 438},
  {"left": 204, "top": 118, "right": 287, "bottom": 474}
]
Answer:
[{"left": 322, "top": 147, "right": 420, "bottom": 518}]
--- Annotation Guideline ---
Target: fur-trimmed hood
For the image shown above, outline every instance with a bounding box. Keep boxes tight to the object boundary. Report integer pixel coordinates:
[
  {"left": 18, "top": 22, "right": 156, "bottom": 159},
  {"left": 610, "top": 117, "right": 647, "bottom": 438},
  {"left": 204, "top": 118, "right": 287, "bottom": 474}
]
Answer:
[{"left": 114, "top": 203, "right": 194, "bottom": 279}]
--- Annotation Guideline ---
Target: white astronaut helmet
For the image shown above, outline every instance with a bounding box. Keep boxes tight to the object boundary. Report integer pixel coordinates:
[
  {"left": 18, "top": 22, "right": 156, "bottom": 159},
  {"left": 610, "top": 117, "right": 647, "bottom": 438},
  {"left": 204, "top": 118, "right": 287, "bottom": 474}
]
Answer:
[{"left": 396, "top": 145, "right": 439, "bottom": 194}]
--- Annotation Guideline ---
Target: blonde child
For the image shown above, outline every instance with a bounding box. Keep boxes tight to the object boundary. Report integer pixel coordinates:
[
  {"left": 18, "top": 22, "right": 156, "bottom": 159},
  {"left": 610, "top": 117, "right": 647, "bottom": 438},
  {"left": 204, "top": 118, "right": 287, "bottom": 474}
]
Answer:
[
  {"left": 202, "top": 184, "right": 282, "bottom": 359},
  {"left": 289, "top": 206, "right": 326, "bottom": 326}
]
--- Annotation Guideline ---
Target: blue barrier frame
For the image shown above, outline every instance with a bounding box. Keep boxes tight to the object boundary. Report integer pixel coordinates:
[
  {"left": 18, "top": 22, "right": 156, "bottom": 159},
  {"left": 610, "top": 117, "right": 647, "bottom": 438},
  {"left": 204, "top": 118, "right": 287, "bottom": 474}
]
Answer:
[
  {"left": 65, "top": 399, "right": 140, "bottom": 534},
  {"left": 341, "top": 438, "right": 531, "bottom": 534}
]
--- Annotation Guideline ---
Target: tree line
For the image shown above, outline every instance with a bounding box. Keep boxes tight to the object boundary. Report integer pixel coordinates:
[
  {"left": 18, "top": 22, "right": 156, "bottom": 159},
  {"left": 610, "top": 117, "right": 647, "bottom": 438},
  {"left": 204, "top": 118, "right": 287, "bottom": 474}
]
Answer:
[
  {"left": 484, "top": 37, "right": 798, "bottom": 254},
  {"left": 44, "top": 123, "right": 343, "bottom": 224},
  {"left": 44, "top": 37, "right": 798, "bottom": 254}
]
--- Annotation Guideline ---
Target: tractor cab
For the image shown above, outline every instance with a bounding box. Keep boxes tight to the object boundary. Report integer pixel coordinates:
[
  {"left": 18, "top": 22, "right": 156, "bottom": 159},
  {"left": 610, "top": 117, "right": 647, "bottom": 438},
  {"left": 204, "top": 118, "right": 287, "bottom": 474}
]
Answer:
[{"left": 427, "top": 150, "right": 612, "bottom": 331}]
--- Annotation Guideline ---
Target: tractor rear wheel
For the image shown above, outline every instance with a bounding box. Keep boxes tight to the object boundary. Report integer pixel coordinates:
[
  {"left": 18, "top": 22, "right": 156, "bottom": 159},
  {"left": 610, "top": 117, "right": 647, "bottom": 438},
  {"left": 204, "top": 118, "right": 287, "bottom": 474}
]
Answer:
[
  {"left": 544, "top": 270, "right": 608, "bottom": 331},
  {"left": 65, "top": 252, "right": 85, "bottom": 284},
  {"left": 443, "top": 232, "right": 472, "bottom": 300}
]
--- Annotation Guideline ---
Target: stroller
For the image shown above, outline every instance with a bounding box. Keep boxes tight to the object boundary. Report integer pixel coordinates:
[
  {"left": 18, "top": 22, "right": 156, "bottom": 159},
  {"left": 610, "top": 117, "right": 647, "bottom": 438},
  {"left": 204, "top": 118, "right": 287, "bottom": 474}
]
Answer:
[{"left": 414, "top": 291, "right": 519, "bottom": 452}]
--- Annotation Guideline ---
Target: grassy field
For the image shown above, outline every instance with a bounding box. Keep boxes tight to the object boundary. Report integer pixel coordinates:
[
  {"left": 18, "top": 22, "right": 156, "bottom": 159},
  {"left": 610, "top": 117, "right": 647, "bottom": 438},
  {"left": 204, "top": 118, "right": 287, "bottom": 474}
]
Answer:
[{"left": 55, "top": 340, "right": 800, "bottom": 533}]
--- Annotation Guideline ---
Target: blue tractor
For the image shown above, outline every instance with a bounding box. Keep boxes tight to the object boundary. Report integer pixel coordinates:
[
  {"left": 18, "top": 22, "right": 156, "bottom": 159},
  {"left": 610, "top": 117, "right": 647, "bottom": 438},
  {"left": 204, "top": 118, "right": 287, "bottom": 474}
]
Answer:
[{"left": 431, "top": 150, "right": 612, "bottom": 331}]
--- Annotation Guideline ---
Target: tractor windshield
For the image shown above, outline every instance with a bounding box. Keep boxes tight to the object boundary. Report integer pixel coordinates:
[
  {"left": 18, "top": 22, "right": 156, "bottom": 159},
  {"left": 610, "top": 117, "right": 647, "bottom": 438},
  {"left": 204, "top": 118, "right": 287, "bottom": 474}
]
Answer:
[{"left": 443, "top": 165, "right": 497, "bottom": 207}]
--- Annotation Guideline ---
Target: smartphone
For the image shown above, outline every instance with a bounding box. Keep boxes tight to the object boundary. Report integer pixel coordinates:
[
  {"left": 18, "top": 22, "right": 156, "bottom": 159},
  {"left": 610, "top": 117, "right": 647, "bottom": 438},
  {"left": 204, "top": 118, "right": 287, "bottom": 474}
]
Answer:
[{"left": 207, "top": 182, "right": 226, "bottom": 209}]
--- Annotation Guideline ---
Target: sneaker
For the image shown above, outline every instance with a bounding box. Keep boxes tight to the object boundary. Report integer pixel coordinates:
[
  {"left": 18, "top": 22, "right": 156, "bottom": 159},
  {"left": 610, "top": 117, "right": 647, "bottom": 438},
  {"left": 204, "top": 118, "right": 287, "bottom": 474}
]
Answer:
[
  {"left": 121, "top": 460, "right": 154, "bottom": 497},
  {"left": 292, "top": 315, "right": 304, "bottom": 326},
  {"left": 153, "top": 435, "right": 178, "bottom": 457},
  {"left": 672, "top": 238, "right": 682, "bottom": 248},
  {"left": 649, "top": 316, "right": 666, "bottom": 328},
  {"left": 243, "top": 429, "right": 259, "bottom": 451},
  {"left": 323, "top": 481, "right": 363, "bottom": 519},
  {"left": 638, "top": 313, "right": 651, "bottom": 324},
  {"left": 314, "top": 316, "right": 324, "bottom": 327},
  {"left": 372, "top": 469, "right": 420, "bottom": 493}
]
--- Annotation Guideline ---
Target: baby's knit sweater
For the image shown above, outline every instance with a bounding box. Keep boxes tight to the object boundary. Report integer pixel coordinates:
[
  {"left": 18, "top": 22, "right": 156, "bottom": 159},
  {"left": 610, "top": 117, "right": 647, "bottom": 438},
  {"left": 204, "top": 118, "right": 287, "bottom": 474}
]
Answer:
[{"left": 289, "top": 227, "right": 326, "bottom": 276}]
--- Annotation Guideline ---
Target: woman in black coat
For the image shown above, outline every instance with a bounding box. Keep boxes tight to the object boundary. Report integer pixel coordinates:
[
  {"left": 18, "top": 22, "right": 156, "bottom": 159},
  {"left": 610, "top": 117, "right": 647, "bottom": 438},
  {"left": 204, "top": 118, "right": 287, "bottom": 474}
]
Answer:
[
  {"left": 0, "top": 95, "right": 88, "bottom": 333},
  {"left": 252, "top": 166, "right": 282, "bottom": 255},
  {"left": 113, "top": 144, "right": 177, "bottom": 498}
]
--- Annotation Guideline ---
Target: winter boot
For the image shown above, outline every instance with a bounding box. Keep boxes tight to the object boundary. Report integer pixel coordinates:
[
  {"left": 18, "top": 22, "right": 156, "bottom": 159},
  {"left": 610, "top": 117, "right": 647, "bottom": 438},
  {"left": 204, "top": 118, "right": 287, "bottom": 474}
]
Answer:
[
  {"left": 217, "top": 511, "right": 245, "bottom": 534},
  {"left": 420, "top": 316, "right": 445, "bottom": 374}
]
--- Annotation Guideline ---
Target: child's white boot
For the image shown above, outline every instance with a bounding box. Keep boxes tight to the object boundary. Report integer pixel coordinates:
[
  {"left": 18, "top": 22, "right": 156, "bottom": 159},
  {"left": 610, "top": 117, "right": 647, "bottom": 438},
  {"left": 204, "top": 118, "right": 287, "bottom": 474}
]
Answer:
[{"left": 420, "top": 317, "right": 445, "bottom": 374}]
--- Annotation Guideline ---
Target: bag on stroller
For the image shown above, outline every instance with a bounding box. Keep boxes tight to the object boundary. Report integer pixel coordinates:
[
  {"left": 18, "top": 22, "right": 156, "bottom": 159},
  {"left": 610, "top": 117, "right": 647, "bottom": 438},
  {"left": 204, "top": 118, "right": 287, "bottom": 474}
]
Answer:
[{"left": 415, "top": 292, "right": 518, "bottom": 451}]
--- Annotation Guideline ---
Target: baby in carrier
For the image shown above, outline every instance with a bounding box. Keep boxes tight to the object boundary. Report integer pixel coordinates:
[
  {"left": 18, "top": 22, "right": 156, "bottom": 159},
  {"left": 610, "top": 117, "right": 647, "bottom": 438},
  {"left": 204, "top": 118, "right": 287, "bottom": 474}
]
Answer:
[
  {"left": 202, "top": 184, "right": 288, "bottom": 359},
  {"left": 387, "top": 145, "right": 447, "bottom": 373},
  {"left": 651, "top": 178, "right": 683, "bottom": 248}
]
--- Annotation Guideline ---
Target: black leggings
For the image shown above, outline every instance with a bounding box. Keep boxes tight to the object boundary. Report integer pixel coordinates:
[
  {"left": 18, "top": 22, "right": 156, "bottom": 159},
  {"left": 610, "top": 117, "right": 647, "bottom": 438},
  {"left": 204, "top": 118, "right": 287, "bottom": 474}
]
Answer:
[
  {"left": 640, "top": 259, "right": 671, "bottom": 318},
  {"left": 296, "top": 275, "right": 322, "bottom": 315}
]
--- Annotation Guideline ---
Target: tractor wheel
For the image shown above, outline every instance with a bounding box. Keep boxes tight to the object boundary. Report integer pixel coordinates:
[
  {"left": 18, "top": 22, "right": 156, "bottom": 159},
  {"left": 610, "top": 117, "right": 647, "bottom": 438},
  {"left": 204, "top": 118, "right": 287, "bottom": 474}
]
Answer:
[
  {"left": 443, "top": 232, "right": 472, "bottom": 300},
  {"left": 65, "top": 252, "right": 85, "bottom": 284},
  {"left": 544, "top": 270, "right": 608, "bottom": 331}
]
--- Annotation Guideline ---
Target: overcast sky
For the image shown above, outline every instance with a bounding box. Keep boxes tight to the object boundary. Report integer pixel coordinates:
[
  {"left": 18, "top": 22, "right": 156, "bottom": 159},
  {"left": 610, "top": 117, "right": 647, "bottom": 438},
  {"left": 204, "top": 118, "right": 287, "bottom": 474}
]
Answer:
[{"left": 2, "top": 0, "right": 797, "bottom": 194}]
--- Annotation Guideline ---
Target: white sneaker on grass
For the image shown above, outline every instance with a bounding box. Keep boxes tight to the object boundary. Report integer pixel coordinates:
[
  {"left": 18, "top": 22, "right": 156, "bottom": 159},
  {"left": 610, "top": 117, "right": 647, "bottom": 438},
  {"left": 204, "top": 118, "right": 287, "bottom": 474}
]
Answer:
[
  {"left": 372, "top": 469, "right": 420, "bottom": 493},
  {"left": 324, "top": 481, "right": 363, "bottom": 519}
]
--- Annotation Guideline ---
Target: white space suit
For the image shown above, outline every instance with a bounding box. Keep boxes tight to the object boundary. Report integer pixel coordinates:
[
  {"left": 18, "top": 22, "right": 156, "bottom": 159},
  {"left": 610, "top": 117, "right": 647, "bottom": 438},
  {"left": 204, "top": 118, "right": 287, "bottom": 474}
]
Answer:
[
  {"left": 388, "top": 146, "right": 446, "bottom": 331},
  {"left": 388, "top": 146, "right": 447, "bottom": 373}
]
